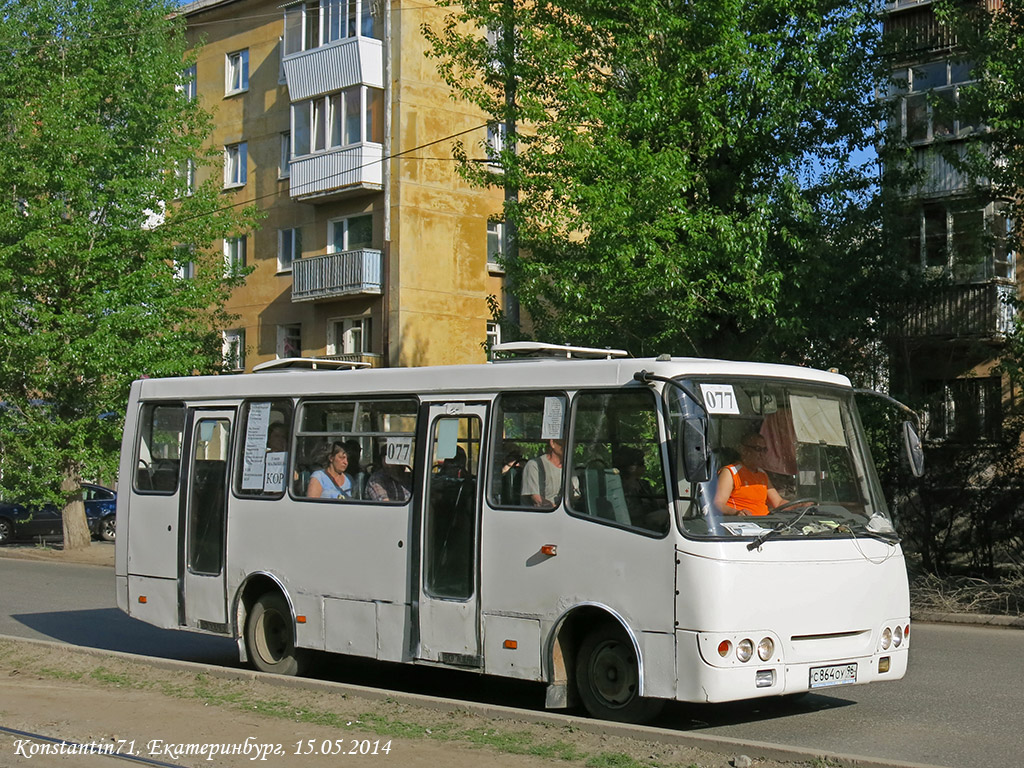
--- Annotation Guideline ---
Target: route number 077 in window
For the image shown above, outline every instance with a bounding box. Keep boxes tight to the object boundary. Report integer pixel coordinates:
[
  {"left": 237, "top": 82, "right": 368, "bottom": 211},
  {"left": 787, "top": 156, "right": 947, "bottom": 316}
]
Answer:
[
  {"left": 700, "top": 384, "right": 741, "bottom": 415},
  {"left": 385, "top": 437, "right": 413, "bottom": 465}
]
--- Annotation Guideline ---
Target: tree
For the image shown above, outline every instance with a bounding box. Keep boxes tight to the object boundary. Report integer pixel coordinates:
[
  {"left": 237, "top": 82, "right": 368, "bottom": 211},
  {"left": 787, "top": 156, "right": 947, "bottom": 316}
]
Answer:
[
  {"left": 425, "top": 0, "right": 915, "bottom": 378},
  {"left": 0, "top": 0, "right": 257, "bottom": 548}
]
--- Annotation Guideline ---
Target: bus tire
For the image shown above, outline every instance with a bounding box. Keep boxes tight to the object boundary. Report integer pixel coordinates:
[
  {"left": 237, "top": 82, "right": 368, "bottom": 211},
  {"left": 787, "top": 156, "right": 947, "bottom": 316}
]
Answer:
[
  {"left": 575, "top": 624, "right": 665, "bottom": 723},
  {"left": 245, "top": 592, "right": 308, "bottom": 676}
]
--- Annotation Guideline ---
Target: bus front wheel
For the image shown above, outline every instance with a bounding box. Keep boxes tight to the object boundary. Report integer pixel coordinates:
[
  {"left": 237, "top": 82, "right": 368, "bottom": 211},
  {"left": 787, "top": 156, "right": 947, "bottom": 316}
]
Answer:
[
  {"left": 575, "top": 625, "right": 665, "bottom": 723},
  {"left": 245, "top": 592, "right": 308, "bottom": 676}
]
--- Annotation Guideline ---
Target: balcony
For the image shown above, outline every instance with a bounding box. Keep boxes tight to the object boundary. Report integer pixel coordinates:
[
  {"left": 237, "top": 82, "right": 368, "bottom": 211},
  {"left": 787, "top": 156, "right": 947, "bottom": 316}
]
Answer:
[
  {"left": 292, "top": 249, "right": 383, "bottom": 303},
  {"left": 898, "top": 282, "right": 1016, "bottom": 339},
  {"left": 289, "top": 145, "right": 383, "bottom": 202},
  {"left": 282, "top": 37, "right": 383, "bottom": 102}
]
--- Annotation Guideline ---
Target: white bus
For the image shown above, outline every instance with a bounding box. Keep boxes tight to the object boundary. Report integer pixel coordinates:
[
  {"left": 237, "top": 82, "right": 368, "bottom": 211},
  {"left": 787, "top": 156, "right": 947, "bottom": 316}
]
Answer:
[{"left": 115, "top": 344, "right": 917, "bottom": 722}]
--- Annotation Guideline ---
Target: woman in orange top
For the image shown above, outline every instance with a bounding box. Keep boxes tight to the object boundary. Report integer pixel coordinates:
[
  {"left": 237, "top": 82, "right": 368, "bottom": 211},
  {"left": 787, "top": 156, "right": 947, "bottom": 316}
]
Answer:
[{"left": 714, "top": 433, "right": 785, "bottom": 516}]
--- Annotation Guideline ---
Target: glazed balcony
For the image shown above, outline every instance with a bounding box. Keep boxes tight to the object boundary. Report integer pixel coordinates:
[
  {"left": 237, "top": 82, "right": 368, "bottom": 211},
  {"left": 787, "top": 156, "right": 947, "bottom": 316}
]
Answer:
[
  {"left": 288, "top": 145, "right": 383, "bottom": 201},
  {"left": 281, "top": 36, "right": 383, "bottom": 102}
]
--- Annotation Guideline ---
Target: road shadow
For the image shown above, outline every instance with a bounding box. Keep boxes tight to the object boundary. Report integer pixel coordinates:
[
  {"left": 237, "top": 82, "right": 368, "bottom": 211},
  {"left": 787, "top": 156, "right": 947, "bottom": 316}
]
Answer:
[
  {"left": 656, "top": 691, "right": 857, "bottom": 730},
  {"left": 11, "top": 608, "right": 238, "bottom": 666}
]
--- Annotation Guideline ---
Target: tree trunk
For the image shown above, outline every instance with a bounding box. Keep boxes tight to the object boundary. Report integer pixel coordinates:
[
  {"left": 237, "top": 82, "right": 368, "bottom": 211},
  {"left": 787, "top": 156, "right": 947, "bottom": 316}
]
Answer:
[{"left": 60, "top": 472, "right": 91, "bottom": 551}]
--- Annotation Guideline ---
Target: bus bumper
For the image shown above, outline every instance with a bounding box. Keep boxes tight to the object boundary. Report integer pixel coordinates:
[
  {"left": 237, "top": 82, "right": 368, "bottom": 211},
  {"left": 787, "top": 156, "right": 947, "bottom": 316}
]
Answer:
[{"left": 675, "top": 630, "right": 909, "bottom": 703}]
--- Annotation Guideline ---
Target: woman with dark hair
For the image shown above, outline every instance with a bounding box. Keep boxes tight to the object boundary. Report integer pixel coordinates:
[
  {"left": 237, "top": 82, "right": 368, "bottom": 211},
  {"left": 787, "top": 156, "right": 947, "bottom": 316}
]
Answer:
[{"left": 306, "top": 441, "right": 353, "bottom": 499}]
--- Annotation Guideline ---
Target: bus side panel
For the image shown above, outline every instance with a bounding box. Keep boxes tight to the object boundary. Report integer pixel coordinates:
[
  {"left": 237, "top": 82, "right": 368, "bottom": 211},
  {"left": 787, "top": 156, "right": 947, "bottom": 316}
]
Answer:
[
  {"left": 226, "top": 498, "right": 412, "bottom": 655},
  {"left": 483, "top": 615, "right": 543, "bottom": 680},
  {"left": 480, "top": 506, "right": 677, "bottom": 685},
  {"left": 127, "top": 575, "right": 180, "bottom": 630},
  {"left": 324, "top": 597, "right": 377, "bottom": 658}
]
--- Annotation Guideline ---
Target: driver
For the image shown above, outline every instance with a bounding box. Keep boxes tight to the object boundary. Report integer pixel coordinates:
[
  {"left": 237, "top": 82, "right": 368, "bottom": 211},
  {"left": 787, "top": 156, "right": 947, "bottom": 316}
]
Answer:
[{"left": 714, "top": 432, "right": 786, "bottom": 516}]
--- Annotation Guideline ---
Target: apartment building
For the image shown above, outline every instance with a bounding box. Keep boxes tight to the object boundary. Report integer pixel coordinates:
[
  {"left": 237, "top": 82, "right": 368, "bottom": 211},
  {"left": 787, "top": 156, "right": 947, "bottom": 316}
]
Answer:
[
  {"left": 884, "top": 0, "right": 1019, "bottom": 488},
  {"left": 182, "top": 0, "right": 508, "bottom": 371}
]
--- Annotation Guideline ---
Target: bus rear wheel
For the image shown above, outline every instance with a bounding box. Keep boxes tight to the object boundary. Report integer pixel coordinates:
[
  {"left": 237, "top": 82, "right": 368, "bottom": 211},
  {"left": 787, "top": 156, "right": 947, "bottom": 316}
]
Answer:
[
  {"left": 245, "top": 592, "right": 308, "bottom": 676},
  {"left": 575, "top": 625, "right": 665, "bottom": 723}
]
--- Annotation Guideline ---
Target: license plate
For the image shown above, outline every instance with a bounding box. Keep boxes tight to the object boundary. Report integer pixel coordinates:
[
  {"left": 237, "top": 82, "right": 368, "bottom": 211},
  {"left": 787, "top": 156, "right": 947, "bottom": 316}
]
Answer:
[{"left": 809, "top": 663, "right": 857, "bottom": 689}]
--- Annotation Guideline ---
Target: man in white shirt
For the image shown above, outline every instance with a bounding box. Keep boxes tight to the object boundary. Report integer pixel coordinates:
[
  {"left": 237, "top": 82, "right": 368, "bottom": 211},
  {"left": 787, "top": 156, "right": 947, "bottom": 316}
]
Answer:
[{"left": 521, "top": 439, "right": 565, "bottom": 508}]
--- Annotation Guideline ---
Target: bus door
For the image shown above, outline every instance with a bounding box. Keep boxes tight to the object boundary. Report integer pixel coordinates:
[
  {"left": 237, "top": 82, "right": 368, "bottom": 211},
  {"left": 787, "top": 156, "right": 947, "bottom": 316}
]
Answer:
[
  {"left": 418, "top": 402, "right": 487, "bottom": 666},
  {"left": 180, "top": 409, "right": 234, "bottom": 632}
]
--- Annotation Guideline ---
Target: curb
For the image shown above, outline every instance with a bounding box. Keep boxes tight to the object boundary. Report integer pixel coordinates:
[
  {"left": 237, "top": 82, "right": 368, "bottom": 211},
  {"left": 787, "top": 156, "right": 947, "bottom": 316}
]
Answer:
[
  {"left": 0, "top": 633, "right": 947, "bottom": 768},
  {"left": 912, "top": 611, "right": 1024, "bottom": 629}
]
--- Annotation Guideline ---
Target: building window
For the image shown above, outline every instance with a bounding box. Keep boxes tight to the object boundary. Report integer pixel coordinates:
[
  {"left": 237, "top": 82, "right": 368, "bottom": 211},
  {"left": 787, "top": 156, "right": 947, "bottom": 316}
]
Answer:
[
  {"left": 224, "top": 236, "right": 247, "bottom": 274},
  {"left": 487, "top": 220, "right": 506, "bottom": 273},
  {"left": 280, "top": 132, "right": 291, "bottom": 178},
  {"left": 224, "top": 142, "right": 247, "bottom": 187},
  {"left": 226, "top": 50, "right": 249, "bottom": 95},
  {"left": 176, "top": 159, "right": 196, "bottom": 198},
  {"left": 923, "top": 377, "right": 1002, "bottom": 443},
  {"left": 223, "top": 330, "right": 246, "bottom": 371},
  {"left": 291, "top": 86, "right": 384, "bottom": 157},
  {"left": 486, "top": 321, "right": 501, "bottom": 359},
  {"left": 905, "top": 202, "right": 1015, "bottom": 280},
  {"left": 329, "top": 214, "right": 373, "bottom": 252},
  {"left": 278, "top": 228, "right": 302, "bottom": 272},
  {"left": 328, "top": 316, "right": 372, "bottom": 356},
  {"left": 174, "top": 246, "right": 195, "bottom": 280},
  {"left": 283, "top": 0, "right": 382, "bottom": 55},
  {"left": 486, "top": 122, "right": 506, "bottom": 170},
  {"left": 894, "top": 58, "right": 978, "bottom": 144},
  {"left": 181, "top": 64, "right": 197, "bottom": 101},
  {"left": 277, "top": 324, "right": 302, "bottom": 359}
]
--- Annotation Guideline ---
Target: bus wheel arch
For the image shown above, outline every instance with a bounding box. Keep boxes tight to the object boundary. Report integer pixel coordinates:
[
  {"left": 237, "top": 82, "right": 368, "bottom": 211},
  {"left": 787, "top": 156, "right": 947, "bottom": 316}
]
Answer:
[
  {"left": 238, "top": 575, "right": 309, "bottom": 676},
  {"left": 550, "top": 605, "right": 664, "bottom": 723}
]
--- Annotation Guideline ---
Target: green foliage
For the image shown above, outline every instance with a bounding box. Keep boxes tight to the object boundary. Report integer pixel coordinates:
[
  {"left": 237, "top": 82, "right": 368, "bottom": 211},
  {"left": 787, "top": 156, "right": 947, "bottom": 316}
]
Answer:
[
  {"left": 0, "top": 0, "right": 258, "bottom": 515},
  {"left": 425, "top": 0, "right": 914, "bottom": 378}
]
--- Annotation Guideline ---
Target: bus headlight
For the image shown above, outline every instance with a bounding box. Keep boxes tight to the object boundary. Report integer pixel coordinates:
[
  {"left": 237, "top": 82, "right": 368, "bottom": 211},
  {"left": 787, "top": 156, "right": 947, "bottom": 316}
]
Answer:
[
  {"left": 893, "top": 625, "right": 903, "bottom": 648},
  {"left": 757, "top": 637, "right": 774, "bottom": 661},
  {"left": 736, "top": 639, "right": 754, "bottom": 663},
  {"left": 880, "top": 627, "right": 892, "bottom": 650}
]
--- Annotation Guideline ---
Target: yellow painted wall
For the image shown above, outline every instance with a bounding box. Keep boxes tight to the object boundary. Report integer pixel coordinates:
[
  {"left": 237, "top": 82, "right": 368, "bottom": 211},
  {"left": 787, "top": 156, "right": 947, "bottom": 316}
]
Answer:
[{"left": 185, "top": 0, "right": 505, "bottom": 370}]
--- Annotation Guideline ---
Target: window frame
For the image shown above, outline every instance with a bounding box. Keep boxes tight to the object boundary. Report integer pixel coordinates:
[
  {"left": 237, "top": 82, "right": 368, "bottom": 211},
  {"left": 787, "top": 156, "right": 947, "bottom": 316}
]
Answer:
[
  {"left": 291, "top": 396, "right": 419, "bottom": 505},
  {"left": 223, "top": 236, "right": 247, "bottom": 275},
  {"left": 278, "top": 227, "right": 302, "bottom": 273},
  {"left": 328, "top": 213, "right": 374, "bottom": 253},
  {"left": 225, "top": 49, "right": 250, "bottom": 96},
  {"left": 133, "top": 401, "right": 186, "bottom": 496},
  {"left": 564, "top": 387, "right": 672, "bottom": 538},
  {"left": 233, "top": 399, "right": 295, "bottom": 500},
  {"left": 277, "top": 323, "right": 302, "bottom": 359},
  {"left": 224, "top": 142, "right": 248, "bottom": 188},
  {"left": 222, "top": 329, "right": 246, "bottom": 372}
]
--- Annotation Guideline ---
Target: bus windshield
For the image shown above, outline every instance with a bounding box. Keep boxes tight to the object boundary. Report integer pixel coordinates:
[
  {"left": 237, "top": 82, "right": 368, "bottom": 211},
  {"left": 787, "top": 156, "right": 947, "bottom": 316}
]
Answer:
[{"left": 672, "top": 377, "right": 895, "bottom": 542}]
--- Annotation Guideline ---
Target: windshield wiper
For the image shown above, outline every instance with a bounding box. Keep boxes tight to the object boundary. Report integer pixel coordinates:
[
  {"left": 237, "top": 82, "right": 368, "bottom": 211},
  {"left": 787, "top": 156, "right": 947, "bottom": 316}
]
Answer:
[
  {"left": 746, "top": 503, "right": 819, "bottom": 551},
  {"left": 854, "top": 528, "right": 901, "bottom": 546}
]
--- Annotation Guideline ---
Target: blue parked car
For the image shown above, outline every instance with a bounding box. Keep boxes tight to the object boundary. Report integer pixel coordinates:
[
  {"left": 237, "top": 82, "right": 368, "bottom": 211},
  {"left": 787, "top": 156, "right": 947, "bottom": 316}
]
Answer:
[{"left": 0, "top": 483, "right": 117, "bottom": 544}]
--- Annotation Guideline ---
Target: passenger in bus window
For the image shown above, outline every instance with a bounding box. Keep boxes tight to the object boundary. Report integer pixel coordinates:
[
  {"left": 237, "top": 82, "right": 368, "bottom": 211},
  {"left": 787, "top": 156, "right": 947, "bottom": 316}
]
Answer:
[
  {"left": 521, "top": 439, "right": 564, "bottom": 508},
  {"left": 714, "top": 432, "right": 785, "bottom": 516},
  {"left": 267, "top": 422, "right": 288, "bottom": 453},
  {"left": 366, "top": 446, "right": 411, "bottom": 502},
  {"left": 306, "top": 441, "right": 353, "bottom": 499}
]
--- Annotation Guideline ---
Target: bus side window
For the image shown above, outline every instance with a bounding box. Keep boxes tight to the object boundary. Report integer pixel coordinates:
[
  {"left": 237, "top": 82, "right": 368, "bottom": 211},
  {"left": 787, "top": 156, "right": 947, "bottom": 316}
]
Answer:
[
  {"left": 235, "top": 399, "right": 293, "bottom": 499},
  {"left": 568, "top": 390, "right": 670, "bottom": 535},
  {"left": 487, "top": 392, "right": 568, "bottom": 511},
  {"left": 135, "top": 402, "right": 185, "bottom": 494},
  {"left": 293, "top": 397, "right": 417, "bottom": 503}
]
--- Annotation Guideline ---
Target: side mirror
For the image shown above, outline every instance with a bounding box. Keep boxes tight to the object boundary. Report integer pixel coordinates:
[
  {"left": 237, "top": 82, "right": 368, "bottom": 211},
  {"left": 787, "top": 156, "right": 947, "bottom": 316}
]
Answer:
[
  {"left": 902, "top": 420, "right": 925, "bottom": 478},
  {"left": 679, "top": 417, "right": 711, "bottom": 483}
]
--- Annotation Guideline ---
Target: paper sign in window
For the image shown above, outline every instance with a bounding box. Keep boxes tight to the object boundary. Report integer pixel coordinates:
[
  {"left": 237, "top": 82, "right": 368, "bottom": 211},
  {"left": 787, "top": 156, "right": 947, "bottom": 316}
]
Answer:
[
  {"left": 541, "top": 397, "right": 564, "bottom": 440},
  {"left": 241, "top": 402, "right": 271, "bottom": 490}
]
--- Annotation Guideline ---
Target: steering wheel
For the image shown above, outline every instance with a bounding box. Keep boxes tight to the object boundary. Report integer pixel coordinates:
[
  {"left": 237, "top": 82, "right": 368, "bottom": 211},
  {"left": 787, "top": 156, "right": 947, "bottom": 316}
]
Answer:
[{"left": 771, "top": 497, "right": 817, "bottom": 514}]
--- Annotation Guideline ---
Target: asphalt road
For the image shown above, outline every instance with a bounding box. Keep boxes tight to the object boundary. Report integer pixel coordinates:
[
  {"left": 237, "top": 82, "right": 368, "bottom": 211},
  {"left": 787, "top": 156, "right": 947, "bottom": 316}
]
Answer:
[{"left": 1, "top": 555, "right": 1021, "bottom": 767}]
